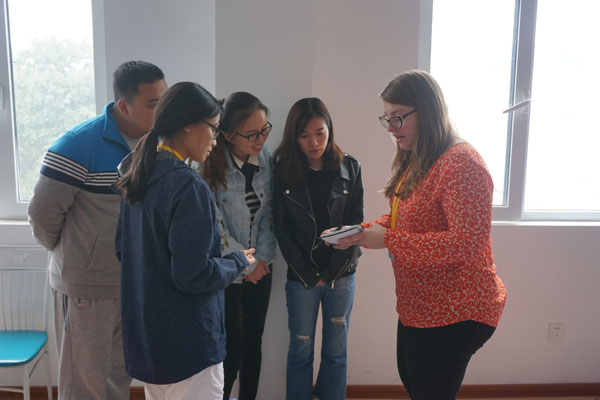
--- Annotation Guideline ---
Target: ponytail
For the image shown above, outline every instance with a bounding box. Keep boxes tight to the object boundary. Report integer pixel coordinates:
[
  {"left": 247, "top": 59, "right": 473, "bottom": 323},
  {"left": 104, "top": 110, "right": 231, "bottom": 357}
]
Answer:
[
  {"left": 116, "top": 128, "right": 160, "bottom": 203},
  {"left": 117, "top": 81, "right": 223, "bottom": 201}
]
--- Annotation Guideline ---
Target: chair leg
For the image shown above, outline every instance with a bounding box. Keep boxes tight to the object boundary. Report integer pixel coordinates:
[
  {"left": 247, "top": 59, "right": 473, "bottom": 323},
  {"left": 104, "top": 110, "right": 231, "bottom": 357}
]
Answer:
[
  {"left": 22, "top": 364, "right": 31, "bottom": 400},
  {"left": 43, "top": 349, "right": 53, "bottom": 400}
]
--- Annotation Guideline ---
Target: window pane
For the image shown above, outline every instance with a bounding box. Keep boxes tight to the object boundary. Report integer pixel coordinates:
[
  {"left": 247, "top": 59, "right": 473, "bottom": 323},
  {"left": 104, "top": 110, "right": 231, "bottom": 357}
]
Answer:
[
  {"left": 430, "top": 0, "right": 515, "bottom": 206},
  {"left": 8, "top": 0, "right": 95, "bottom": 202},
  {"left": 524, "top": 0, "right": 600, "bottom": 212}
]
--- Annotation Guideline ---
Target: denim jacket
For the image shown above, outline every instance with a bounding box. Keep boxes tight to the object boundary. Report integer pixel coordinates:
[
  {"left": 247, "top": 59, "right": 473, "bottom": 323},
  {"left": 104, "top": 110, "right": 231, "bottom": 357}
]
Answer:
[{"left": 213, "top": 145, "right": 276, "bottom": 282}]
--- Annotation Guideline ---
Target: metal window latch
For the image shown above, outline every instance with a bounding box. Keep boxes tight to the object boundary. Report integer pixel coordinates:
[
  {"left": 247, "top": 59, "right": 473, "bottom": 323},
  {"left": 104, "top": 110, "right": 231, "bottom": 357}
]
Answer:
[{"left": 503, "top": 90, "right": 531, "bottom": 115}]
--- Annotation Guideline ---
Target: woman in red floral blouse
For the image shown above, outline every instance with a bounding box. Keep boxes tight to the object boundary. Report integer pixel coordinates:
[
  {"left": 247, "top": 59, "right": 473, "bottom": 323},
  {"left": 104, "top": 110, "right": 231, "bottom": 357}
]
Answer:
[{"left": 333, "top": 70, "right": 506, "bottom": 399}]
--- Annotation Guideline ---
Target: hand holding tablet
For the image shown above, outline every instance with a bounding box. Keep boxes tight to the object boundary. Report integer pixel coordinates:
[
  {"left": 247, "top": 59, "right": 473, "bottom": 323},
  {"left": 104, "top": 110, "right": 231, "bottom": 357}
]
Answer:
[{"left": 320, "top": 225, "right": 364, "bottom": 244}]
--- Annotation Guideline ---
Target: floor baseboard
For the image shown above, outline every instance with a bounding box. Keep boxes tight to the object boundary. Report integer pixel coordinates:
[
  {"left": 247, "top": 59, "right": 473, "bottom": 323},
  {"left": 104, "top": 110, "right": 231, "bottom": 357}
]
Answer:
[
  {"left": 345, "top": 384, "right": 600, "bottom": 399},
  {"left": 1, "top": 383, "right": 598, "bottom": 399}
]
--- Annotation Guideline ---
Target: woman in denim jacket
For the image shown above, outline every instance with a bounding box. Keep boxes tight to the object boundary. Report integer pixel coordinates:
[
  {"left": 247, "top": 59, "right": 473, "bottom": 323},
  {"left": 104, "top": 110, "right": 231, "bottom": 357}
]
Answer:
[
  {"left": 199, "top": 92, "right": 276, "bottom": 400},
  {"left": 272, "top": 98, "right": 364, "bottom": 400}
]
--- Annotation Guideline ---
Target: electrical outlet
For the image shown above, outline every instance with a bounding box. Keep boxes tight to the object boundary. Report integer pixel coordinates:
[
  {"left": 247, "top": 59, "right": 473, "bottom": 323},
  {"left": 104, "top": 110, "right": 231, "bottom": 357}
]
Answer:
[{"left": 548, "top": 323, "right": 565, "bottom": 341}]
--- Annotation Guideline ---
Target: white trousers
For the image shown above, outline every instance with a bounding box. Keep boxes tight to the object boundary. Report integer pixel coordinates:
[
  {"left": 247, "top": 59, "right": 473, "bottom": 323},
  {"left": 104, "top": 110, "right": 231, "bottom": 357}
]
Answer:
[{"left": 144, "top": 363, "right": 224, "bottom": 400}]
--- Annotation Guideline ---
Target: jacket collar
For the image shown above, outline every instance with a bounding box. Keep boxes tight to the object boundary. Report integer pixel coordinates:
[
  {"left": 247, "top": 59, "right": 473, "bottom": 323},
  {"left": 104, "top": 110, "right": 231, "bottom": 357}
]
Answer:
[
  {"left": 339, "top": 155, "right": 351, "bottom": 182},
  {"left": 284, "top": 156, "right": 352, "bottom": 211},
  {"left": 284, "top": 155, "right": 351, "bottom": 194},
  {"left": 102, "top": 102, "right": 130, "bottom": 149},
  {"left": 226, "top": 148, "right": 262, "bottom": 175},
  {"left": 147, "top": 157, "right": 189, "bottom": 187},
  {"left": 229, "top": 151, "right": 259, "bottom": 170}
]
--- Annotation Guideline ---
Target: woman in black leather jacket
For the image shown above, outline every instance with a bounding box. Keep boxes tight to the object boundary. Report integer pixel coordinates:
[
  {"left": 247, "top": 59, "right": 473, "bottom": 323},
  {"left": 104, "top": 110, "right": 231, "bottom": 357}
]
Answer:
[{"left": 272, "top": 97, "right": 363, "bottom": 400}]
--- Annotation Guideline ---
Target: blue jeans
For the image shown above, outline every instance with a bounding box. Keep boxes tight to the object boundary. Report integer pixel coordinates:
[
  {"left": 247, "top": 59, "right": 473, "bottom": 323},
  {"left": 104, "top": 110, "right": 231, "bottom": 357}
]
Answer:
[{"left": 285, "top": 274, "right": 355, "bottom": 400}]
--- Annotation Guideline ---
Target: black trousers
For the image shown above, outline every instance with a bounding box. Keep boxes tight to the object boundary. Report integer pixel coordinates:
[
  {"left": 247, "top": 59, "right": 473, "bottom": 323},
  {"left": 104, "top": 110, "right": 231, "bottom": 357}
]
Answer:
[
  {"left": 396, "top": 318, "right": 495, "bottom": 400},
  {"left": 223, "top": 270, "right": 272, "bottom": 400}
]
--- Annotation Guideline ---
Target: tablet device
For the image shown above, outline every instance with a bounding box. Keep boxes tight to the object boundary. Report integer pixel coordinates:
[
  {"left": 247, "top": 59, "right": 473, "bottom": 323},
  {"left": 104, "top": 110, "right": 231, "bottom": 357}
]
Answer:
[{"left": 320, "top": 225, "right": 364, "bottom": 244}]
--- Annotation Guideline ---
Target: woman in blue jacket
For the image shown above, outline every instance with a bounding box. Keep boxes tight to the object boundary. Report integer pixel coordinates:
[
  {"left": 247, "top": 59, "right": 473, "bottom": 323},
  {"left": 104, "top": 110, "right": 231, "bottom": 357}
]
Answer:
[
  {"left": 272, "top": 97, "right": 364, "bottom": 400},
  {"left": 199, "top": 92, "right": 276, "bottom": 400},
  {"left": 116, "top": 82, "right": 255, "bottom": 400}
]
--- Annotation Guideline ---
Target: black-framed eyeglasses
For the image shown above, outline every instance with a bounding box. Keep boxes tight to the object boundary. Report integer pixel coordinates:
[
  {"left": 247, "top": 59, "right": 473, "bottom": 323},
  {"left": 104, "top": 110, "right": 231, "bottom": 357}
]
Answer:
[
  {"left": 379, "top": 109, "right": 417, "bottom": 130},
  {"left": 235, "top": 122, "right": 272, "bottom": 143},
  {"left": 202, "top": 120, "right": 222, "bottom": 139}
]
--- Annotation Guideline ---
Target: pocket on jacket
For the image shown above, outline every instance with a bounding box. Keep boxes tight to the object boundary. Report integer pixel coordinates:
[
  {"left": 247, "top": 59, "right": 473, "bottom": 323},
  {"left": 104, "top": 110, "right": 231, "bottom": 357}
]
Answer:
[
  {"left": 217, "top": 189, "right": 237, "bottom": 206},
  {"left": 330, "top": 187, "right": 350, "bottom": 223},
  {"left": 85, "top": 235, "right": 113, "bottom": 272},
  {"left": 217, "top": 191, "right": 239, "bottom": 226}
]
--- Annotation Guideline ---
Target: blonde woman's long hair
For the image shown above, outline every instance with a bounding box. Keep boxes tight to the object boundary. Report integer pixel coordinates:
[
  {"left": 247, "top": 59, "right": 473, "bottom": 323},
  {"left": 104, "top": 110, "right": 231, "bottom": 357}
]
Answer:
[{"left": 380, "top": 70, "right": 458, "bottom": 199}]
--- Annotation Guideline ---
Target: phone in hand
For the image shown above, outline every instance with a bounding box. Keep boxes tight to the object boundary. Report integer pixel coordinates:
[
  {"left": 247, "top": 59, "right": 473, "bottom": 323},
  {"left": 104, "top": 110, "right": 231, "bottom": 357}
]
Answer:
[{"left": 320, "top": 225, "right": 364, "bottom": 244}]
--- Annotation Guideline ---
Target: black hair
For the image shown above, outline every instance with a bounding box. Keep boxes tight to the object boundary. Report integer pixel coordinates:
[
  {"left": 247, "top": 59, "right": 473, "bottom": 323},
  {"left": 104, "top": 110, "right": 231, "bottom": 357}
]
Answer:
[
  {"left": 113, "top": 60, "right": 165, "bottom": 102},
  {"left": 201, "top": 91, "right": 269, "bottom": 192},
  {"left": 273, "top": 97, "right": 343, "bottom": 186},
  {"left": 117, "top": 82, "right": 222, "bottom": 203}
]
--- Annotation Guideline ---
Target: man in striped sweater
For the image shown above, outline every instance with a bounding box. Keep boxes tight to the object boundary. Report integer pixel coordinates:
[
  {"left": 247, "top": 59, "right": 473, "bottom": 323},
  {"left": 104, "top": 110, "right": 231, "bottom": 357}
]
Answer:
[{"left": 28, "top": 61, "right": 167, "bottom": 400}]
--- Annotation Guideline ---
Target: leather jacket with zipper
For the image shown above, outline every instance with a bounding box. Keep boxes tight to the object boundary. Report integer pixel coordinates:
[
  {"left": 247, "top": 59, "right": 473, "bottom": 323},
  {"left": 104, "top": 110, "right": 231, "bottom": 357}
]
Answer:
[{"left": 273, "top": 154, "right": 364, "bottom": 288}]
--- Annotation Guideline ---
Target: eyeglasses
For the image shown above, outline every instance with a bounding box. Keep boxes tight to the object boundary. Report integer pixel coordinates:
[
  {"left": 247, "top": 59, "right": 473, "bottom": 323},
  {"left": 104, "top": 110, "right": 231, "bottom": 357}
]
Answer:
[
  {"left": 235, "top": 122, "right": 272, "bottom": 142},
  {"left": 379, "top": 109, "right": 417, "bottom": 130},
  {"left": 202, "top": 120, "right": 222, "bottom": 139}
]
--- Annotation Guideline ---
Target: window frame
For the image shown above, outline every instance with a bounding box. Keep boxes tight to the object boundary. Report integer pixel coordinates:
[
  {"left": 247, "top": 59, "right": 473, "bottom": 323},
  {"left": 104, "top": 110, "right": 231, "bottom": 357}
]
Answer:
[
  {"left": 0, "top": 0, "right": 24, "bottom": 219},
  {"left": 0, "top": 0, "right": 106, "bottom": 220},
  {"left": 422, "top": 0, "right": 600, "bottom": 222}
]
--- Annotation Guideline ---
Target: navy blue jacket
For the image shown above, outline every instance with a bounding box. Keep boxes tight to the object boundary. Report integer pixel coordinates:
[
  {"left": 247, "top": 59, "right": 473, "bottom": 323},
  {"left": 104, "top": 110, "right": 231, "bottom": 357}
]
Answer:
[{"left": 116, "top": 154, "right": 247, "bottom": 384}]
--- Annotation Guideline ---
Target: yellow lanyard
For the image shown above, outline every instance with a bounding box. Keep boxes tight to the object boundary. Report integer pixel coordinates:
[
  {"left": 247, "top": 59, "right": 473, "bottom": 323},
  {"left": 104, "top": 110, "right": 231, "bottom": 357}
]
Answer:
[
  {"left": 157, "top": 143, "right": 184, "bottom": 161},
  {"left": 390, "top": 176, "right": 405, "bottom": 229}
]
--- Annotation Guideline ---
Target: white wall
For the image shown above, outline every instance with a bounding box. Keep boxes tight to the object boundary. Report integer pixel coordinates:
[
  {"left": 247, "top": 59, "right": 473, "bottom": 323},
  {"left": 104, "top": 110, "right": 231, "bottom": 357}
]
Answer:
[
  {"left": 310, "top": 0, "right": 420, "bottom": 387},
  {"left": 477, "top": 224, "right": 600, "bottom": 383},
  {"left": 215, "top": 1, "right": 316, "bottom": 397},
  {"left": 215, "top": 0, "right": 314, "bottom": 141},
  {"left": 2, "top": 0, "right": 600, "bottom": 395},
  {"left": 216, "top": 0, "right": 600, "bottom": 394},
  {"left": 98, "top": 0, "right": 216, "bottom": 105}
]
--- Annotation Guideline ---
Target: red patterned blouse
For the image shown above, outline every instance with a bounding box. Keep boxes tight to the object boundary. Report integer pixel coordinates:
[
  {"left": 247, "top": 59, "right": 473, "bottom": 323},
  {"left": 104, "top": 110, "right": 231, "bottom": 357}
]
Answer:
[{"left": 365, "top": 142, "right": 506, "bottom": 328}]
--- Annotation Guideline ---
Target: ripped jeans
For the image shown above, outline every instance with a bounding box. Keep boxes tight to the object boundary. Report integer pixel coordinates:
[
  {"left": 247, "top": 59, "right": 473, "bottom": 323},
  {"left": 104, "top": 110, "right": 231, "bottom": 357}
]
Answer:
[{"left": 285, "top": 274, "right": 355, "bottom": 400}]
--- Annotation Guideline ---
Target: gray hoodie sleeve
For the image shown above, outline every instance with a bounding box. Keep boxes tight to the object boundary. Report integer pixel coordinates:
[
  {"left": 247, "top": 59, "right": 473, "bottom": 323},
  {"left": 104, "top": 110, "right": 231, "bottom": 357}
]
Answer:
[{"left": 28, "top": 174, "right": 79, "bottom": 250}]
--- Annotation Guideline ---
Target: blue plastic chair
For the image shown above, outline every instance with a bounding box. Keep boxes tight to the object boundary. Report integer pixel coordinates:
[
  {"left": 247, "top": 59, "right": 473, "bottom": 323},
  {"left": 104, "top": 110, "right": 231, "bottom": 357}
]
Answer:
[{"left": 0, "top": 266, "right": 52, "bottom": 400}]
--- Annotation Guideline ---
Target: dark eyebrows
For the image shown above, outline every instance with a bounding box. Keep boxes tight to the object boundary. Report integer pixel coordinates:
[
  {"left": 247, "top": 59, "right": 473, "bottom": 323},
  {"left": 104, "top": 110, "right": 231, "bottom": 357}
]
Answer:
[
  {"left": 300, "top": 126, "right": 327, "bottom": 135},
  {"left": 389, "top": 107, "right": 412, "bottom": 117},
  {"left": 249, "top": 122, "right": 271, "bottom": 133}
]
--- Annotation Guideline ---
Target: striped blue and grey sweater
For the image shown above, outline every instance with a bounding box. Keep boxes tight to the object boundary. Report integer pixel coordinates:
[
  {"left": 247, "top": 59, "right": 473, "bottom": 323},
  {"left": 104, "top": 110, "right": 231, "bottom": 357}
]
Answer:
[{"left": 28, "top": 102, "right": 132, "bottom": 299}]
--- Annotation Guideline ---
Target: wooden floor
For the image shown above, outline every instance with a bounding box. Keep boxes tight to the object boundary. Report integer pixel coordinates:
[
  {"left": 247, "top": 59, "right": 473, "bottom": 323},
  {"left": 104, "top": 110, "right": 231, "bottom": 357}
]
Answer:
[
  {"left": 356, "top": 398, "right": 600, "bottom": 400},
  {"left": 356, "top": 396, "right": 600, "bottom": 400},
  {"left": 1, "top": 393, "right": 598, "bottom": 399},
  {"left": 357, "top": 398, "right": 600, "bottom": 400},
  {"left": 463, "top": 398, "right": 600, "bottom": 400},
  {"left": 2, "top": 387, "right": 598, "bottom": 399}
]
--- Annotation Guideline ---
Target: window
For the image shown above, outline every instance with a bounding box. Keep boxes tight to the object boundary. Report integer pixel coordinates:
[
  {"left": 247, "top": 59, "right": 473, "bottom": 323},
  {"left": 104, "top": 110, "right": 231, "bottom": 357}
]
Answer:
[
  {"left": 0, "top": 0, "right": 96, "bottom": 219},
  {"left": 429, "top": 0, "right": 600, "bottom": 221},
  {"left": 431, "top": 0, "right": 515, "bottom": 208}
]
